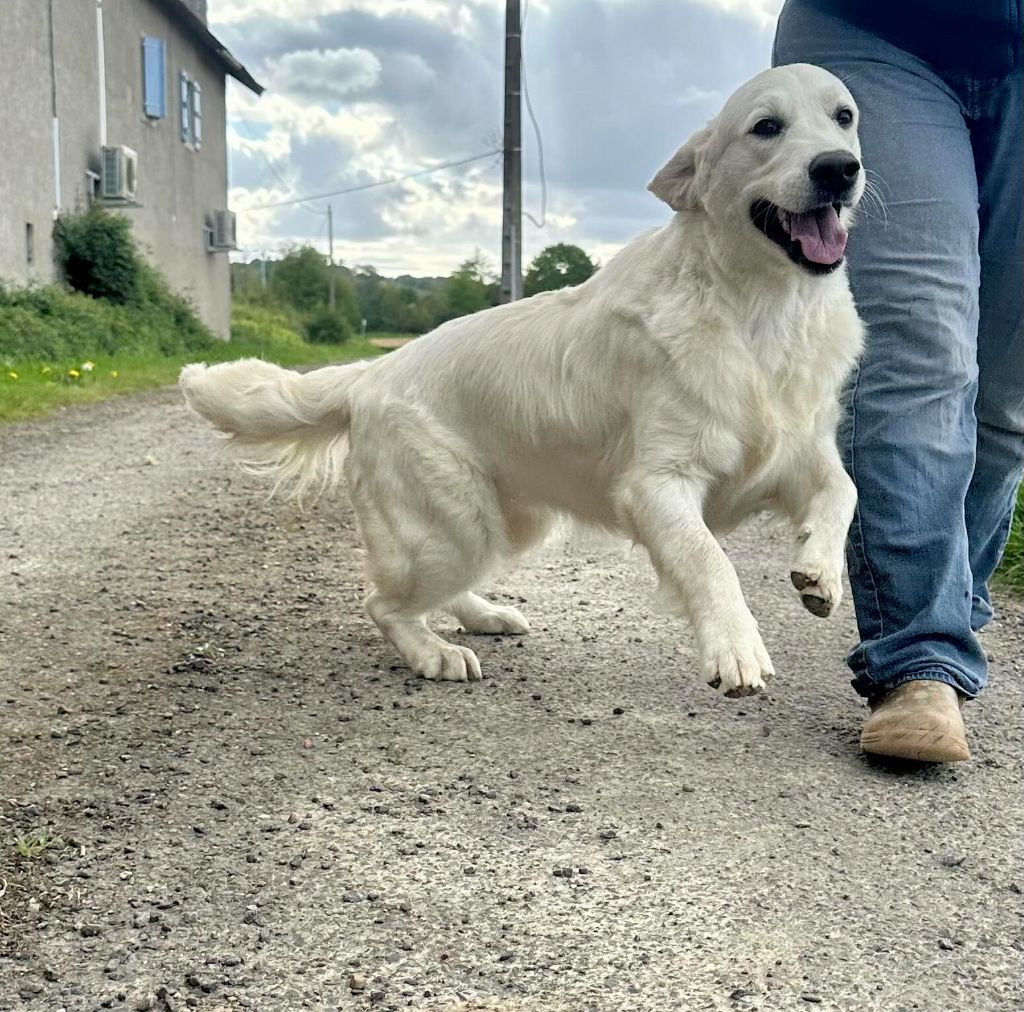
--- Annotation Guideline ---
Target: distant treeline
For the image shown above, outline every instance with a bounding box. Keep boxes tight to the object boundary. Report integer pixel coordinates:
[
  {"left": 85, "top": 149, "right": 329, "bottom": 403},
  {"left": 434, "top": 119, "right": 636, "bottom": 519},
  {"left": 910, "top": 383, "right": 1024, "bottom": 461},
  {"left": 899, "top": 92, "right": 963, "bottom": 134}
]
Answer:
[{"left": 230, "top": 242, "right": 598, "bottom": 338}]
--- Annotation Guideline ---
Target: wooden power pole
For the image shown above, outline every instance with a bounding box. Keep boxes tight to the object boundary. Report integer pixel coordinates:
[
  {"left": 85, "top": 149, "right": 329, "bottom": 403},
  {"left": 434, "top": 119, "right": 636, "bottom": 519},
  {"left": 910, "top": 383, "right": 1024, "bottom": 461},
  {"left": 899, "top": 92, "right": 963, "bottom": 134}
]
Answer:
[{"left": 500, "top": 0, "right": 522, "bottom": 303}]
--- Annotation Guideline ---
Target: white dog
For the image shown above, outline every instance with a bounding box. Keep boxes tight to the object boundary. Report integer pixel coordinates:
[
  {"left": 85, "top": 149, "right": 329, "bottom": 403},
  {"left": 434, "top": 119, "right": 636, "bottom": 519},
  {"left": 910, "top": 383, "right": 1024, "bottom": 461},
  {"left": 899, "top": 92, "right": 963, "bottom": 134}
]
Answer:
[{"left": 182, "top": 64, "right": 865, "bottom": 698}]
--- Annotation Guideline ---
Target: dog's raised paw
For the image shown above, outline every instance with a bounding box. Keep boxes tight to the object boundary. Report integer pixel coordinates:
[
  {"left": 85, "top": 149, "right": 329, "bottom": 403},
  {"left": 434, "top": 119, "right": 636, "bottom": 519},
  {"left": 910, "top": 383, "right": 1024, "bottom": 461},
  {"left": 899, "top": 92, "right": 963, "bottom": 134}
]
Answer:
[{"left": 790, "top": 569, "right": 841, "bottom": 618}]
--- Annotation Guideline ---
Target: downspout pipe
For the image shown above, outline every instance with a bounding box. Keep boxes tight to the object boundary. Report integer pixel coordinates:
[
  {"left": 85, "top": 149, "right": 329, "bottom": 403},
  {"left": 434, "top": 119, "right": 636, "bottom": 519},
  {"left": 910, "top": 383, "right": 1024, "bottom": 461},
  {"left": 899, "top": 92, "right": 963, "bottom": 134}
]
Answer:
[{"left": 96, "top": 0, "right": 107, "bottom": 147}]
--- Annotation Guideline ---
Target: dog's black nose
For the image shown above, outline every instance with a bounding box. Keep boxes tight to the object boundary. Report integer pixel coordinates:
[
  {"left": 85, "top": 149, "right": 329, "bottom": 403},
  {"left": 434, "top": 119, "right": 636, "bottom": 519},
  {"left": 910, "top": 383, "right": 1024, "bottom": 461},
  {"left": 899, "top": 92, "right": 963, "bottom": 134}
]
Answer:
[{"left": 808, "top": 151, "right": 860, "bottom": 198}]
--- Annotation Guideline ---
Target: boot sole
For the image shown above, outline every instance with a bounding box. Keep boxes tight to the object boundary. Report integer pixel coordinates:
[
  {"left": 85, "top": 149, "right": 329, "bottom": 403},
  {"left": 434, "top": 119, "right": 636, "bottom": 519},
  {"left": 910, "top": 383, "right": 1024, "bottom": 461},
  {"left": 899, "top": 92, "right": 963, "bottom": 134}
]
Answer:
[{"left": 861, "top": 728, "right": 970, "bottom": 763}]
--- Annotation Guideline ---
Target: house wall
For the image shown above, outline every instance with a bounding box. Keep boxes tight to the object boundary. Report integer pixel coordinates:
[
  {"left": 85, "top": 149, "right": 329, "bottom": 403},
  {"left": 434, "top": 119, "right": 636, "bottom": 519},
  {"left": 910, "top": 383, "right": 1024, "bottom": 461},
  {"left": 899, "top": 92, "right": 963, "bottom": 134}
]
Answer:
[{"left": 0, "top": 0, "right": 233, "bottom": 337}]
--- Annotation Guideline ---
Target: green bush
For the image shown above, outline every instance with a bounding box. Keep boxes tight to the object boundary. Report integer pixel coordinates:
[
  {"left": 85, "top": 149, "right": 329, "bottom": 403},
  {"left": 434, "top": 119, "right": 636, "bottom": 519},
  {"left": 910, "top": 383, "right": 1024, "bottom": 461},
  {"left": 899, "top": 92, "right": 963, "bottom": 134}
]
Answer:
[
  {"left": 0, "top": 207, "right": 217, "bottom": 363},
  {"left": 230, "top": 302, "right": 306, "bottom": 347},
  {"left": 304, "top": 307, "right": 354, "bottom": 345},
  {"left": 53, "top": 207, "right": 141, "bottom": 304},
  {"left": 0, "top": 284, "right": 217, "bottom": 362}
]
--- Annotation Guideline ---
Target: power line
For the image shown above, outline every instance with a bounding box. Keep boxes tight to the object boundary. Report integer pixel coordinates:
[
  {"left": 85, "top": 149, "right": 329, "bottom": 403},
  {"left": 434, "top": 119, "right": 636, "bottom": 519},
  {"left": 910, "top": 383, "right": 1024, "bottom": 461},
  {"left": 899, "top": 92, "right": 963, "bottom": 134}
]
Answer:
[
  {"left": 521, "top": 0, "right": 547, "bottom": 229},
  {"left": 238, "top": 150, "right": 502, "bottom": 212},
  {"left": 233, "top": 116, "right": 328, "bottom": 217}
]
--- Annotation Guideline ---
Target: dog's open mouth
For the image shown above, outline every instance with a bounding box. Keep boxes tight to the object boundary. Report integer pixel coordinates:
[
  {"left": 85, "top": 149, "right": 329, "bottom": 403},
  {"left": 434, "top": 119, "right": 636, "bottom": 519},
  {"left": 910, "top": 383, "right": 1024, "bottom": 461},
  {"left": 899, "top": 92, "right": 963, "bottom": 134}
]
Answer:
[{"left": 750, "top": 200, "right": 848, "bottom": 274}]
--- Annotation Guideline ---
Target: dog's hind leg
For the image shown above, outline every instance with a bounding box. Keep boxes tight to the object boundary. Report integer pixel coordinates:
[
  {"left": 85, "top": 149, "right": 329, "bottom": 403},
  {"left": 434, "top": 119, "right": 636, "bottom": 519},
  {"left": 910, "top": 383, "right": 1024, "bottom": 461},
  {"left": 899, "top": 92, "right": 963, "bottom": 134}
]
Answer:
[
  {"left": 446, "top": 505, "right": 550, "bottom": 634},
  {"left": 347, "top": 411, "right": 510, "bottom": 681}
]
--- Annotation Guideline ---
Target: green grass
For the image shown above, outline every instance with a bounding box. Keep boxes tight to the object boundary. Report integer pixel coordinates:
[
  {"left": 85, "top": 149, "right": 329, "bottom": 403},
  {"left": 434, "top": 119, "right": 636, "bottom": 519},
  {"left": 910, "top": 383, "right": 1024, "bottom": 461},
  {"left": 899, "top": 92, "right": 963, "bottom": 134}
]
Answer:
[
  {"left": 10, "top": 830, "right": 64, "bottom": 861},
  {"left": 996, "top": 494, "right": 1024, "bottom": 592},
  {"left": 0, "top": 298, "right": 406, "bottom": 424}
]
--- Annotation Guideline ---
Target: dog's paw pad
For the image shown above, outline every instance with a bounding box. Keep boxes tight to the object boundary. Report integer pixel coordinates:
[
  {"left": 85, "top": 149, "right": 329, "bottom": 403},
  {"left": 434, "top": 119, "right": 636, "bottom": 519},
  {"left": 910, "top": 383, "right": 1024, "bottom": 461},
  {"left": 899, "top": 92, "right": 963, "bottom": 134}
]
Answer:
[{"left": 790, "top": 569, "right": 840, "bottom": 618}]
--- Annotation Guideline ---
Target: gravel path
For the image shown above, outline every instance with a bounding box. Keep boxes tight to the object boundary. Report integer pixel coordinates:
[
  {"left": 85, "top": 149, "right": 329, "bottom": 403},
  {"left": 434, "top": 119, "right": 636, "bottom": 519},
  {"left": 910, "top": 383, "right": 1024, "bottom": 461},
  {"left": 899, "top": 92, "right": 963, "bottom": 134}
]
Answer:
[{"left": 1, "top": 387, "right": 1021, "bottom": 1012}]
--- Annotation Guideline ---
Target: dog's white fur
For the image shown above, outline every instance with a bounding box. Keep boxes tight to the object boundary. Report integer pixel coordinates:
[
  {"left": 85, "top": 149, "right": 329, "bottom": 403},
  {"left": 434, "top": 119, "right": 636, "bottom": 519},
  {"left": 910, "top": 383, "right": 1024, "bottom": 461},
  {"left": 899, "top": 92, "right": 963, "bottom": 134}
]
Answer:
[{"left": 182, "top": 65, "right": 865, "bottom": 697}]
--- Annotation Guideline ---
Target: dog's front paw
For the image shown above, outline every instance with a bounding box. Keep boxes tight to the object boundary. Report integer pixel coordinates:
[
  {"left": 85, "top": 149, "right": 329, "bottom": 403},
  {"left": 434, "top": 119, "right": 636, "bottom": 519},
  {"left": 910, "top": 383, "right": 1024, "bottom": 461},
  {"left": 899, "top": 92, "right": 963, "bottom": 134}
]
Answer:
[
  {"left": 790, "top": 566, "right": 842, "bottom": 618},
  {"left": 698, "top": 621, "right": 774, "bottom": 698}
]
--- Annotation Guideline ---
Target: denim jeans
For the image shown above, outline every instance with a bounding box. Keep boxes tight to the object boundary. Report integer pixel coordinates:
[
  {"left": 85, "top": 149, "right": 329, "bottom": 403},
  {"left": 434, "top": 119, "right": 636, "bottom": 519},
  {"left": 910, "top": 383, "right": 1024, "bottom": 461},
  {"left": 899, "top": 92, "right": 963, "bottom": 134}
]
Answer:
[{"left": 773, "top": 1, "right": 1024, "bottom": 698}]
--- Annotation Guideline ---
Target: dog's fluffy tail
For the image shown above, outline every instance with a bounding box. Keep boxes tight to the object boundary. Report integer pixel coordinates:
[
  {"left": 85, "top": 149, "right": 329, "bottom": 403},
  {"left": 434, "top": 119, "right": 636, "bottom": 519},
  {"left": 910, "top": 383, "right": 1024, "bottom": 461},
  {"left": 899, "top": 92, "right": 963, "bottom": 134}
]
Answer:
[{"left": 180, "top": 357, "right": 372, "bottom": 500}]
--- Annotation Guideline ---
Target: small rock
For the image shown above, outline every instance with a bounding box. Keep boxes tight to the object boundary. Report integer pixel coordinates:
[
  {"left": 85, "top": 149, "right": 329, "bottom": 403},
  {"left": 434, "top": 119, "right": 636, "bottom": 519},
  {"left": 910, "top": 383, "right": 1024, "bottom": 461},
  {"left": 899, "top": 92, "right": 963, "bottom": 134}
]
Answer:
[
  {"left": 79, "top": 923, "right": 103, "bottom": 937},
  {"left": 134, "top": 994, "right": 158, "bottom": 1010},
  {"left": 19, "top": 983, "right": 44, "bottom": 999},
  {"left": 553, "top": 867, "right": 574, "bottom": 878},
  {"left": 565, "top": 803, "right": 583, "bottom": 813},
  {"left": 348, "top": 973, "right": 366, "bottom": 992},
  {"left": 613, "top": 707, "right": 625, "bottom": 715},
  {"left": 801, "top": 995, "right": 823, "bottom": 1004},
  {"left": 342, "top": 890, "right": 362, "bottom": 903},
  {"left": 938, "top": 938, "right": 955, "bottom": 951},
  {"left": 942, "top": 854, "right": 966, "bottom": 868},
  {"left": 599, "top": 829, "right": 618, "bottom": 840}
]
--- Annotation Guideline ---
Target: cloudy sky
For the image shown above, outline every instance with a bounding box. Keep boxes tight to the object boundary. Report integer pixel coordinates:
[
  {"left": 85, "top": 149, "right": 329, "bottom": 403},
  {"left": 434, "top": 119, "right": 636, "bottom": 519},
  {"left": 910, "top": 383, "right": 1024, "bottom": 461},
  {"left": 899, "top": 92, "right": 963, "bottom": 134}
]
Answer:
[{"left": 211, "top": 0, "right": 783, "bottom": 276}]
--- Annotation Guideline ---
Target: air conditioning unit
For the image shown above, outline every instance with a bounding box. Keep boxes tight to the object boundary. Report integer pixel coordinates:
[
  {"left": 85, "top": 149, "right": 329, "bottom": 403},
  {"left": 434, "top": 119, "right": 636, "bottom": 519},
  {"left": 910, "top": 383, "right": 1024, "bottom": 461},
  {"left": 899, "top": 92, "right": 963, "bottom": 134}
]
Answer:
[
  {"left": 101, "top": 145, "right": 138, "bottom": 202},
  {"left": 212, "top": 209, "right": 237, "bottom": 250}
]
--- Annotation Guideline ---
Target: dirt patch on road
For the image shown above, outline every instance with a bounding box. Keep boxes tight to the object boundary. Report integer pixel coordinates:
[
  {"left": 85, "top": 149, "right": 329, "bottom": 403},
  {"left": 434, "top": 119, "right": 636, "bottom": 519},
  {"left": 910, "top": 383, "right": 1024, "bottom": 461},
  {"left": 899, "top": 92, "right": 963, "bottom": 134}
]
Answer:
[{"left": 1, "top": 389, "right": 1022, "bottom": 1012}]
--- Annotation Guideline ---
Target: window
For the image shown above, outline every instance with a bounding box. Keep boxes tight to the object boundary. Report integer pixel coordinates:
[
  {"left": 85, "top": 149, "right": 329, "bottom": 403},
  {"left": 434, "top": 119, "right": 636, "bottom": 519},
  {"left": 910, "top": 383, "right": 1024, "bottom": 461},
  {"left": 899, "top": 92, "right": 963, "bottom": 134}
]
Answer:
[
  {"left": 191, "top": 81, "right": 202, "bottom": 149},
  {"left": 179, "top": 71, "right": 202, "bottom": 149},
  {"left": 180, "top": 71, "right": 190, "bottom": 142},
  {"left": 142, "top": 37, "right": 166, "bottom": 118}
]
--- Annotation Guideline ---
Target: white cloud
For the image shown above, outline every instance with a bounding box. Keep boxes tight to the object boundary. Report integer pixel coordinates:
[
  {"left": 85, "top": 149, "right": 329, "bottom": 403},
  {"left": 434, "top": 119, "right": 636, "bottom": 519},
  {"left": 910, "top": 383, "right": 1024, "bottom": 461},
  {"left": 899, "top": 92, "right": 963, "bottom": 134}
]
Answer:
[
  {"left": 268, "top": 47, "right": 383, "bottom": 102},
  {"left": 218, "top": 0, "right": 776, "bottom": 275}
]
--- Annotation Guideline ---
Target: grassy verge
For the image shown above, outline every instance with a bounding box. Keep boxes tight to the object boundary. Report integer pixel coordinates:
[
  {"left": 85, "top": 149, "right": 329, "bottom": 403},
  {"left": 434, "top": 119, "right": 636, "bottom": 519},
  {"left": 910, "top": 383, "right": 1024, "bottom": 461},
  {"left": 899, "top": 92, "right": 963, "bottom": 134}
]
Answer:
[
  {"left": 996, "top": 498, "right": 1024, "bottom": 593},
  {"left": 0, "top": 339, "right": 382, "bottom": 424},
  {"left": 0, "top": 298, "right": 407, "bottom": 424}
]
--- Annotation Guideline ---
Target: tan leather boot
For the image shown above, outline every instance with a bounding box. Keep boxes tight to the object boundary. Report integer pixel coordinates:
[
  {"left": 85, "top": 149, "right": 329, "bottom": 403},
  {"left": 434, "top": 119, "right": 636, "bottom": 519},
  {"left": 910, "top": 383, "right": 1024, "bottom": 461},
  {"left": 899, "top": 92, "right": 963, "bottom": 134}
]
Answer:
[{"left": 860, "top": 679, "right": 970, "bottom": 763}]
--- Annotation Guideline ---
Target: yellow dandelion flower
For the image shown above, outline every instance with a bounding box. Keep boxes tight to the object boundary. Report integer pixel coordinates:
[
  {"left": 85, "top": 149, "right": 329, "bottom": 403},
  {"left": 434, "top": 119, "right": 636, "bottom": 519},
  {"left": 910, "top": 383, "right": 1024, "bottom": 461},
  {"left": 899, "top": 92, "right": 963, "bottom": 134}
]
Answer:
[
  {"left": 7, "top": 372, "right": 18, "bottom": 380},
  {"left": 41, "top": 365, "right": 51, "bottom": 374},
  {"left": 68, "top": 369, "right": 80, "bottom": 378},
  {"left": 110, "top": 370, "right": 119, "bottom": 379},
  {"left": 82, "top": 361, "right": 95, "bottom": 372}
]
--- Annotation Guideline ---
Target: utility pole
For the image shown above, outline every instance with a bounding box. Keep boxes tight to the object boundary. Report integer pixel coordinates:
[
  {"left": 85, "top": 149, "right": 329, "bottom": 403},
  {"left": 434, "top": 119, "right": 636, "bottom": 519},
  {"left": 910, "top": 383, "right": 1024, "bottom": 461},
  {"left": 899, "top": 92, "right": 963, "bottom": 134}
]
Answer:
[
  {"left": 500, "top": 0, "right": 522, "bottom": 304},
  {"left": 327, "top": 203, "right": 336, "bottom": 310}
]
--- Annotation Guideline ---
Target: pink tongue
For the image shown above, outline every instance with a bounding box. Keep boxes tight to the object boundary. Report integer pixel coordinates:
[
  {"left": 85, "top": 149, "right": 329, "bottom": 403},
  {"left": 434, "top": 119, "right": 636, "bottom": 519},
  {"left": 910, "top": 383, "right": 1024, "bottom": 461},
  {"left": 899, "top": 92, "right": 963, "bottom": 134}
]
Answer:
[{"left": 784, "top": 205, "right": 848, "bottom": 264}]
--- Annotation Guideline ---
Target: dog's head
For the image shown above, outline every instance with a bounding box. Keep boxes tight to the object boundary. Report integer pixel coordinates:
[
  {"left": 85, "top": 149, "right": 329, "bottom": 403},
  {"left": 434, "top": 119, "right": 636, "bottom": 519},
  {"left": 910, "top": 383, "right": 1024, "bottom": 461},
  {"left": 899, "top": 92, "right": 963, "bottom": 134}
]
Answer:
[{"left": 649, "top": 64, "right": 864, "bottom": 276}]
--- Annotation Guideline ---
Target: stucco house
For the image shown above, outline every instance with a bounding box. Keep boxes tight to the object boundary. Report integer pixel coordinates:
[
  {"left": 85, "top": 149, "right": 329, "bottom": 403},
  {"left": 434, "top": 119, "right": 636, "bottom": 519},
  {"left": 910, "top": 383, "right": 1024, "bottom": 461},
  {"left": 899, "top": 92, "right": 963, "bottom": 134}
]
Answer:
[{"left": 0, "top": 0, "right": 261, "bottom": 337}]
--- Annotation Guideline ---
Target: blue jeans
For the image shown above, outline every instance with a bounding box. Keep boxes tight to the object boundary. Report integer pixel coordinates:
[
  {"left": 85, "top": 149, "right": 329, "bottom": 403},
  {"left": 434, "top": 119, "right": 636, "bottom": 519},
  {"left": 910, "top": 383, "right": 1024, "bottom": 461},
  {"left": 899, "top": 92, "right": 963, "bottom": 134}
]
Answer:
[{"left": 773, "top": 1, "right": 1024, "bottom": 699}]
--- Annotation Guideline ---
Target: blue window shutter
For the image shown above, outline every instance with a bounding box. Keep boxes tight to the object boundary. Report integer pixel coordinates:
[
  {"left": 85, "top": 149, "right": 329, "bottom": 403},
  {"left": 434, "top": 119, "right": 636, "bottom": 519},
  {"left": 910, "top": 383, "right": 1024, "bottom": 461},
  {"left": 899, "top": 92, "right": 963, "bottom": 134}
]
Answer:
[
  {"left": 180, "top": 72, "right": 190, "bottom": 142},
  {"left": 192, "top": 81, "right": 202, "bottom": 150},
  {"left": 142, "top": 38, "right": 166, "bottom": 118}
]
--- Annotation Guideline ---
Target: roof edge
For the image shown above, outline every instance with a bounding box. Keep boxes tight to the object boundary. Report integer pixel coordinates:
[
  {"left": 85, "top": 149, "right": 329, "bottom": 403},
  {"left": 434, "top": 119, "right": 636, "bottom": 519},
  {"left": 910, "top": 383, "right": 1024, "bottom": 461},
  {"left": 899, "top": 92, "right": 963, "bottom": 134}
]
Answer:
[{"left": 152, "top": 0, "right": 264, "bottom": 95}]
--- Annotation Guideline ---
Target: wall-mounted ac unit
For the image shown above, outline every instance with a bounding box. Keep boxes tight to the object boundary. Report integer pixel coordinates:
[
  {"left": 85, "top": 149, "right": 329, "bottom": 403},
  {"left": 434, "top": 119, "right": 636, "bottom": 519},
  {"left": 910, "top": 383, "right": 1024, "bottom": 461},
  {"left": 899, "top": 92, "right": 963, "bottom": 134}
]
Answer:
[
  {"left": 101, "top": 145, "right": 138, "bottom": 202},
  {"left": 212, "top": 209, "right": 237, "bottom": 250}
]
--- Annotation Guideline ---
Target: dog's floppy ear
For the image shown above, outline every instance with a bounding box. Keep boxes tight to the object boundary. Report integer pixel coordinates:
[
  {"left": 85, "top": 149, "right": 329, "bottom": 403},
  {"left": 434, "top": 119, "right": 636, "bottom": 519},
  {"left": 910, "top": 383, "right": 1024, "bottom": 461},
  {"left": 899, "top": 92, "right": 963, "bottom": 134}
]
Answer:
[{"left": 647, "top": 123, "right": 713, "bottom": 212}]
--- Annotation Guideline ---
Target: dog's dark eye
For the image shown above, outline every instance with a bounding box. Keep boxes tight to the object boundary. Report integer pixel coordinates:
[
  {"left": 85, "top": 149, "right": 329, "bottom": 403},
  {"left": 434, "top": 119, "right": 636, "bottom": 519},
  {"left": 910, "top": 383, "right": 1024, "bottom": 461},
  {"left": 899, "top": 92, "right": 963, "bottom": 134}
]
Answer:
[
  {"left": 751, "top": 117, "right": 784, "bottom": 138},
  {"left": 836, "top": 107, "right": 854, "bottom": 127}
]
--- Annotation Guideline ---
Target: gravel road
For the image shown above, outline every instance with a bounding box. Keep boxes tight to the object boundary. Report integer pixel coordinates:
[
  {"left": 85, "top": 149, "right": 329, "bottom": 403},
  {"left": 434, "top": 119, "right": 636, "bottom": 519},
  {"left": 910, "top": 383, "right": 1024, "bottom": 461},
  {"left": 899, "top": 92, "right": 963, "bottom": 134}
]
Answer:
[{"left": 1, "top": 386, "right": 1021, "bottom": 1012}]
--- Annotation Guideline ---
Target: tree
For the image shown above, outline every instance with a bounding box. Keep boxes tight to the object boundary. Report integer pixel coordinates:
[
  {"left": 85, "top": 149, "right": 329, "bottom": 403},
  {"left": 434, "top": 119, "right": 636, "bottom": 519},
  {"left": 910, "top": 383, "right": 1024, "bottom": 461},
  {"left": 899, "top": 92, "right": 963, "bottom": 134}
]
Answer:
[
  {"left": 269, "top": 244, "right": 359, "bottom": 327},
  {"left": 270, "top": 245, "right": 331, "bottom": 313},
  {"left": 440, "top": 256, "right": 492, "bottom": 322},
  {"left": 524, "top": 243, "right": 597, "bottom": 296}
]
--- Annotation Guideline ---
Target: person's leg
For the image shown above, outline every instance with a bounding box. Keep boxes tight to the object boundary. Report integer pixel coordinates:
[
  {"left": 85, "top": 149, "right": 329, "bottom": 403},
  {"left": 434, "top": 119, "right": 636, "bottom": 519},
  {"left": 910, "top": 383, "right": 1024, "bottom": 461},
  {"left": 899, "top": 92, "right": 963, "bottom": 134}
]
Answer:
[
  {"left": 773, "top": 3, "right": 988, "bottom": 702},
  {"left": 965, "top": 69, "right": 1024, "bottom": 629}
]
